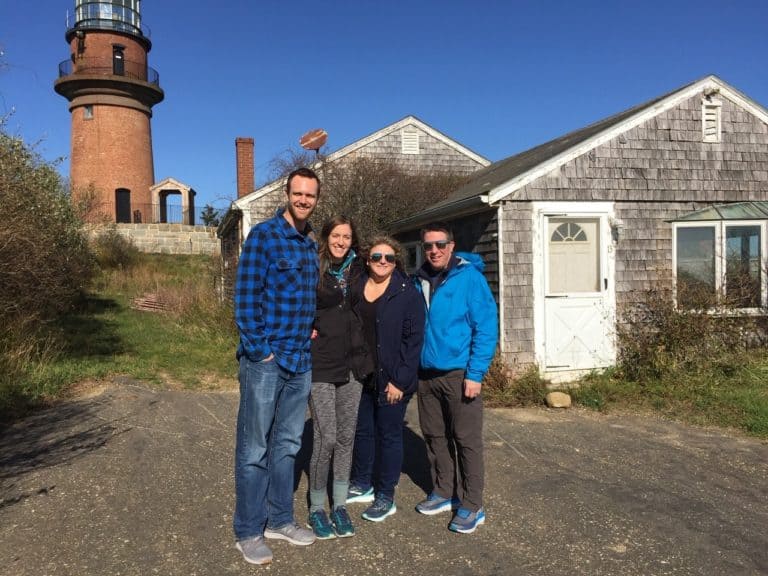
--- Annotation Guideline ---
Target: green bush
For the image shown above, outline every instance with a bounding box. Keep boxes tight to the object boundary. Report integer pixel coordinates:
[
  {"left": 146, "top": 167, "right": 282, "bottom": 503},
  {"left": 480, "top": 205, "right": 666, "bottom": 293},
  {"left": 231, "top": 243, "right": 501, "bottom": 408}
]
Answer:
[{"left": 0, "top": 124, "right": 94, "bottom": 420}]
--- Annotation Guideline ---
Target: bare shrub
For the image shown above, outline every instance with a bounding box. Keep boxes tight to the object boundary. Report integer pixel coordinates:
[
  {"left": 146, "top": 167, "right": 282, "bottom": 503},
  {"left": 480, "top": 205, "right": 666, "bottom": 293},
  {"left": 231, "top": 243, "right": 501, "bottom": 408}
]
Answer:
[
  {"left": 617, "top": 287, "right": 753, "bottom": 382},
  {"left": 483, "top": 352, "right": 548, "bottom": 407},
  {"left": 92, "top": 227, "right": 139, "bottom": 270},
  {"left": 266, "top": 147, "right": 470, "bottom": 240}
]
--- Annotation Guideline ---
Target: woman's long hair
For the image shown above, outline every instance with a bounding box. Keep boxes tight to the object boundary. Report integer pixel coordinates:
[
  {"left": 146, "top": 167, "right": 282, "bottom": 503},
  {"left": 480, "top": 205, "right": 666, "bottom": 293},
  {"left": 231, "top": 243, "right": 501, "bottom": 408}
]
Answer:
[{"left": 318, "top": 215, "right": 361, "bottom": 283}]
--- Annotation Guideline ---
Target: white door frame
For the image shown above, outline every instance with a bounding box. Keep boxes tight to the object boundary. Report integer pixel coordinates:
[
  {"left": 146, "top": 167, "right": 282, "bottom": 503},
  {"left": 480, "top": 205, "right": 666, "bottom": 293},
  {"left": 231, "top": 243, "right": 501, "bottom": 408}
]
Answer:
[{"left": 532, "top": 201, "right": 617, "bottom": 382}]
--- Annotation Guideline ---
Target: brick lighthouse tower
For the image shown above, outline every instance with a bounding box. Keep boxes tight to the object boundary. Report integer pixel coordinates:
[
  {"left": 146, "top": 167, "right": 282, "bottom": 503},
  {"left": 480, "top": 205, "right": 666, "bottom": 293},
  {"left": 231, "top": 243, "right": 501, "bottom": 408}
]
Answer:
[{"left": 54, "top": 0, "right": 163, "bottom": 223}]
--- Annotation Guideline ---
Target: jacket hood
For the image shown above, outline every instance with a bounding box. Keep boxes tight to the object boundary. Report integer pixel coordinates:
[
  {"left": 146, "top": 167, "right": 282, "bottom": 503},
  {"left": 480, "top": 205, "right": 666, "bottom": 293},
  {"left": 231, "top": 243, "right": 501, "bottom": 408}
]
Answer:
[
  {"left": 417, "top": 252, "right": 485, "bottom": 280},
  {"left": 454, "top": 251, "right": 485, "bottom": 274}
]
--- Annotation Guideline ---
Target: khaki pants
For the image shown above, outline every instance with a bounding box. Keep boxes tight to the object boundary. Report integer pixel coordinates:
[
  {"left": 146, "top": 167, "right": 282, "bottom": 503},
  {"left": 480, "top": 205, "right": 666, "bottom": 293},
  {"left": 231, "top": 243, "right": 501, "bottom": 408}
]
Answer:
[{"left": 417, "top": 369, "right": 484, "bottom": 511}]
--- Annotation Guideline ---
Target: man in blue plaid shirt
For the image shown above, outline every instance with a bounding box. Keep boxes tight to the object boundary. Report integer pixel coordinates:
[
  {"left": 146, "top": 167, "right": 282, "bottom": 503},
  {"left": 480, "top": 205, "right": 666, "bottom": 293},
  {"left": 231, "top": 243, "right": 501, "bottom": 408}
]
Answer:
[{"left": 233, "top": 167, "right": 320, "bottom": 565}]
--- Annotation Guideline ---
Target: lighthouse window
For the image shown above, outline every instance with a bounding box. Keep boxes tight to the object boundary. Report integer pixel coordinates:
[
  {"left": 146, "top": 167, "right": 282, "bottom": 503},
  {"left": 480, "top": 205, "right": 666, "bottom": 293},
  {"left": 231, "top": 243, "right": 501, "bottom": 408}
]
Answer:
[
  {"left": 75, "top": 2, "right": 141, "bottom": 35},
  {"left": 112, "top": 45, "right": 125, "bottom": 76},
  {"left": 83, "top": 105, "right": 93, "bottom": 120}
]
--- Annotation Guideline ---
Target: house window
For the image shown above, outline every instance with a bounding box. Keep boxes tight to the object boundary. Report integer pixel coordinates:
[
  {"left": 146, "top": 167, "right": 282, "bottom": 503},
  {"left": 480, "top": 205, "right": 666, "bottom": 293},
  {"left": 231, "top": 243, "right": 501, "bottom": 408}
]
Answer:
[
  {"left": 726, "top": 225, "right": 761, "bottom": 308},
  {"left": 83, "top": 105, "right": 93, "bottom": 119},
  {"left": 674, "top": 222, "right": 765, "bottom": 310},
  {"left": 403, "top": 241, "right": 423, "bottom": 272},
  {"left": 401, "top": 130, "right": 420, "bottom": 155},
  {"left": 676, "top": 226, "right": 717, "bottom": 308},
  {"left": 702, "top": 98, "right": 722, "bottom": 143}
]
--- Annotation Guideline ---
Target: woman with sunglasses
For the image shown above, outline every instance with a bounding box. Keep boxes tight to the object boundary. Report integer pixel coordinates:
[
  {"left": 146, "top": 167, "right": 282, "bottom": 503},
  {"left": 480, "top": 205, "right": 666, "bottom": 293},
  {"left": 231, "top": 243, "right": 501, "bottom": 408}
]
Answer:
[
  {"left": 308, "top": 216, "right": 373, "bottom": 540},
  {"left": 346, "top": 235, "right": 425, "bottom": 522}
]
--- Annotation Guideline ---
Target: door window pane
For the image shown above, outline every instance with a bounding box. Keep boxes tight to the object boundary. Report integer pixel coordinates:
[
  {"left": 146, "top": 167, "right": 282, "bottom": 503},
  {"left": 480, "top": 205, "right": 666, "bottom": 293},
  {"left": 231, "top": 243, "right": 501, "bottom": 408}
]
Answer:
[
  {"left": 676, "top": 227, "right": 716, "bottom": 308},
  {"left": 726, "top": 225, "right": 761, "bottom": 308},
  {"left": 548, "top": 218, "right": 600, "bottom": 293}
]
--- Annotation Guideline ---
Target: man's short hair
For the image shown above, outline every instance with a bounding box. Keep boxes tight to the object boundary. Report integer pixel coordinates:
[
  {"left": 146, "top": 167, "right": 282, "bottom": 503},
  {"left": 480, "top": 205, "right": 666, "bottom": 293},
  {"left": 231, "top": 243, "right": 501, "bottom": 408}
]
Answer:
[
  {"left": 286, "top": 167, "right": 321, "bottom": 195},
  {"left": 420, "top": 221, "right": 454, "bottom": 241}
]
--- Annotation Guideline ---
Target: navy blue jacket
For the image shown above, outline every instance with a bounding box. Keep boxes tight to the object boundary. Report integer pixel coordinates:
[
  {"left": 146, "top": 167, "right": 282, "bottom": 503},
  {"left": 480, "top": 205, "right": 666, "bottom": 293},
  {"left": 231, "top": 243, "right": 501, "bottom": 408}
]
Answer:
[{"left": 354, "top": 268, "right": 425, "bottom": 397}]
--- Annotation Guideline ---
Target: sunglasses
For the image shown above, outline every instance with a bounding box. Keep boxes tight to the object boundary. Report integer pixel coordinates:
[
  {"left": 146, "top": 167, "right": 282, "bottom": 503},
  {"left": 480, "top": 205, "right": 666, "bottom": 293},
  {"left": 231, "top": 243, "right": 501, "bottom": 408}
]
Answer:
[
  {"left": 370, "top": 253, "right": 396, "bottom": 263},
  {"left": 422, "top": 241, "right": 450, "bottom": 251}
]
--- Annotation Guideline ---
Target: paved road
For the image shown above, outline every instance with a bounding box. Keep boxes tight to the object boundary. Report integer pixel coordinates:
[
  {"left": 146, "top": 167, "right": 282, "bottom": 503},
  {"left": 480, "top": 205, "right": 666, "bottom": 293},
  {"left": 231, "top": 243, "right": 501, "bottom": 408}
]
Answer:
[{"left": 1, "top": 380, "right": 766, "bottom": 576}]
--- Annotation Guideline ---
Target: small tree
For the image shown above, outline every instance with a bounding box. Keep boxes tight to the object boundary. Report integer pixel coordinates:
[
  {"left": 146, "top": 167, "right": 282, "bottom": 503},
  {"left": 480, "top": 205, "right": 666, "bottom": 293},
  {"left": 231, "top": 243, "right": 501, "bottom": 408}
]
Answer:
[{"left": 200, "top": 204, "right": 221, "bottom": 227}]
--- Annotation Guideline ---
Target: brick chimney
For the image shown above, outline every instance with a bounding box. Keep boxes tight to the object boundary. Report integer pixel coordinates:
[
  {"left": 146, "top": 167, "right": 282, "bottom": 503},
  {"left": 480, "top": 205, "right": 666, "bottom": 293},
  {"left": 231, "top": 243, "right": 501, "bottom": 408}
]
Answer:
[{"left": 235, "top": 137, "right": 255, "bottom": 199}]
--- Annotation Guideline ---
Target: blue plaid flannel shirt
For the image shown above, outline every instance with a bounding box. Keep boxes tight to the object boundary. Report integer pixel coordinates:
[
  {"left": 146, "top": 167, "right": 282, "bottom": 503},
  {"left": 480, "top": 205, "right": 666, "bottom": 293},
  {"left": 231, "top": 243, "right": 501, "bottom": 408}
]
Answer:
[{"left": 234, "top": 208, "right": 318, "bottom": 373}]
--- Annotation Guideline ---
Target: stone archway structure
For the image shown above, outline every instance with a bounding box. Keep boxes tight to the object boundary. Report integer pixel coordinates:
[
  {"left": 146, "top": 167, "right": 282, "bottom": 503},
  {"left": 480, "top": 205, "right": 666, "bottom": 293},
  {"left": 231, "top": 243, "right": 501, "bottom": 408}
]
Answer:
[{"left": 150, "top": 177, "right": 196, "bottom": 225}]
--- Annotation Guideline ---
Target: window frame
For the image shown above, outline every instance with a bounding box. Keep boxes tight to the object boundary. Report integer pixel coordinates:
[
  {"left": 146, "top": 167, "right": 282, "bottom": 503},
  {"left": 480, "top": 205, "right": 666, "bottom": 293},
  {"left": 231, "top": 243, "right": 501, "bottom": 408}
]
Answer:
[
  {"left": 402, "top": 241, "right": 424, "bottom": 273},
  {"left": 673, "top": 220, "right": 767, "bottom": 312}
]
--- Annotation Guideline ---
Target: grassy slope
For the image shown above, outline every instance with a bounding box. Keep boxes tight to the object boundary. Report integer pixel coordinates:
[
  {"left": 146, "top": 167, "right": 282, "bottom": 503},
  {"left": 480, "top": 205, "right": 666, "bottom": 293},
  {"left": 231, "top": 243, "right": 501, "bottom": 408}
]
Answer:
[{"left": 15, "top": 254, "right": 238, "bottom": 408}]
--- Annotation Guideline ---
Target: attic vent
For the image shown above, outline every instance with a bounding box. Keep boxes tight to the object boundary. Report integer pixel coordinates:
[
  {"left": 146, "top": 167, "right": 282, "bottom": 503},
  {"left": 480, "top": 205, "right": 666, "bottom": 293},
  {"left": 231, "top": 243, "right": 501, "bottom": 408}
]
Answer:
[
  {"left": 401, "top": 130, "right": 420, "bottom": 154},
  {"left": 702, "top": 99, "right": 722, "bottom": 143}
]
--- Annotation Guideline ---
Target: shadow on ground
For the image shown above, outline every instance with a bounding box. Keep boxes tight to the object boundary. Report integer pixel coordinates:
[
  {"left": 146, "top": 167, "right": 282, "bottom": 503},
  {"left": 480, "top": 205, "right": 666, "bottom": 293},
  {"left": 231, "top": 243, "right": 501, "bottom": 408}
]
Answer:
[
  {"left": 57, "top": 295, "right": 127, "bottom": 359},
  {"left": 0, "top": 393, "right": 123, "bottom": 509}
]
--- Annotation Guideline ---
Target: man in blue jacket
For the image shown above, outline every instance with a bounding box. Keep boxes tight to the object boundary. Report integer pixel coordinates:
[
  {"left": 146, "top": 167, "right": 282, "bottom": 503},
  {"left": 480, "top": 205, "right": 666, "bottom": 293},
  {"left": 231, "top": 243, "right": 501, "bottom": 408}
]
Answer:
[
  {"left": 233, "top": 167, "right": 320, "bottom": 564},
  {"left": 414, "top": 222, "right": 498, "bottom": 534}
]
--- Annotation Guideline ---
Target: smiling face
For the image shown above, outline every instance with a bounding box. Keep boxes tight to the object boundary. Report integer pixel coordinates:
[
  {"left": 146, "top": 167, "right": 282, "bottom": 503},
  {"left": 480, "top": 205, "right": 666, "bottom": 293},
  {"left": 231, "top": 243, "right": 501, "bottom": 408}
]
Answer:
[
  {"left": 422, "top": 230, "right": 455, "bottom": 272},
  {"left": 284, "top": 174, "right": 319, "bottom": 229},
  {"left": 328, "top": 223, "right": 353, "bottom": 262},
  {"left": 367, "top": 242, "right": 397, "bottom": 281}
]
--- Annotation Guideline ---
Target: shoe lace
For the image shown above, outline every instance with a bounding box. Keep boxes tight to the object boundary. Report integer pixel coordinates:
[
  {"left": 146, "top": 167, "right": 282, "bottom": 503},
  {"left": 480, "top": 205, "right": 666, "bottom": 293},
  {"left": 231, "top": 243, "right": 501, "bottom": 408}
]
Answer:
[
  {"left": 334, "top": 507, "right": 351, "bottom": 527},
  {"left": 311, "top": 511, "right": 329, "bottom": 527}
]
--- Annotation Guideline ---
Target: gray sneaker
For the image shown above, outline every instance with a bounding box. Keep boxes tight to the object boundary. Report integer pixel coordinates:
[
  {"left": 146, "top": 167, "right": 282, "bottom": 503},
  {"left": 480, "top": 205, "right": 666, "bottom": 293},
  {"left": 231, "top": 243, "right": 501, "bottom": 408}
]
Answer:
[
  {"left": 235, "top": 536, "right": 273, "bottom": 565},
  {"left": 264, "top": 522, "right": 317, "bottom": 546}
]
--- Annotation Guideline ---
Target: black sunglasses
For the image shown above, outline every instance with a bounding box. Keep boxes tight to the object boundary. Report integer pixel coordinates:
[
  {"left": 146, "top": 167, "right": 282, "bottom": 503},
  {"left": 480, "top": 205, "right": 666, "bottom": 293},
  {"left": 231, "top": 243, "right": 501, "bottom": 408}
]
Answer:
[
  {"left": 422, "top": 241, "right": 450, "bottom": 251},
  {"left": 370, "top": 252, "right": 396, "bottom": 263}
]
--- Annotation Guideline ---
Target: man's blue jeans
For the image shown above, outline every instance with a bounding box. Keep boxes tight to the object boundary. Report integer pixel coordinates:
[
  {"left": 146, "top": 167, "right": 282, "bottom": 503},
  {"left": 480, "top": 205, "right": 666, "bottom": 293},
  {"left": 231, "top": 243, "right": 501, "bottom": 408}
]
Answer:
[{"left": 233, "top": 356, "right": 311, "bottom": 541}]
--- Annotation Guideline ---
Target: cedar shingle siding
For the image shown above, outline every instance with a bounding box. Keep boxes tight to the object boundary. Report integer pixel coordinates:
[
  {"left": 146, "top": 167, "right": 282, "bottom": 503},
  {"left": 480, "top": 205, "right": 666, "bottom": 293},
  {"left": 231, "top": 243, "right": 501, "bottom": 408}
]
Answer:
[{"left": 496, "top": 91, "right": 768, "bottom": 370}]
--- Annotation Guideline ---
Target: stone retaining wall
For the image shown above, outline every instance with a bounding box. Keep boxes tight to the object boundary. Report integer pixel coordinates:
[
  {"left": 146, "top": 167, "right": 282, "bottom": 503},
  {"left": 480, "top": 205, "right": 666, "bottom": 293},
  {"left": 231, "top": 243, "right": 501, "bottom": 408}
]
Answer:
[{"left": 88, "top": 223, "right": 220, "bottom": 256}]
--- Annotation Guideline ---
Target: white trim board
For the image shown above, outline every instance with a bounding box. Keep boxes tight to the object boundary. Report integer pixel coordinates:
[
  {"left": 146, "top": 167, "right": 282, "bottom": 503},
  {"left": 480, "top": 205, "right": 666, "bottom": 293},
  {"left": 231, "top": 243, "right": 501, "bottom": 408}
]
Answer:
[{"left": 531, "top": 201, "right": 616, "bottom": 379}]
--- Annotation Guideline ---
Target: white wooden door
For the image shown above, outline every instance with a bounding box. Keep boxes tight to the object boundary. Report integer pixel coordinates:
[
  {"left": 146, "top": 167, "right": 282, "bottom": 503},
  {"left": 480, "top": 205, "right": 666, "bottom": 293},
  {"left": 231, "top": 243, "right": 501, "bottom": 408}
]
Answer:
[{"left": 543, "top": 215, "right": 614, "bottom": 371}]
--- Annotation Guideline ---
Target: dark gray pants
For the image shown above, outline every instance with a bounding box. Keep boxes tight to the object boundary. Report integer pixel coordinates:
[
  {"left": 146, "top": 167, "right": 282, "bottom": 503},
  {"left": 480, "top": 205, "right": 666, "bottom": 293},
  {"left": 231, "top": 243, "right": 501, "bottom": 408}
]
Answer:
[
  {"left": 308, "top": 376, "right": 363, "bottom": 510},
  {"left": 417, "top": 369, "right": 484, "bottom": 512}
]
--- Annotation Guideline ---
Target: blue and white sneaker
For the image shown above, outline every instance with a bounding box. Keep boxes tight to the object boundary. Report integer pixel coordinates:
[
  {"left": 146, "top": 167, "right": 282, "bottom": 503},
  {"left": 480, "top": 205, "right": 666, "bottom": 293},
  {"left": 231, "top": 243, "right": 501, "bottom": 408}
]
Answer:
[
  {"left": 415, "top": 492, "right": 461, "bottom": 516},
  {"left": 448, "top": 507, "right": 486, "bottom": 534},
  {"left": 307, "top": 510, "right": 336, "bottom": 540},
  {"left": 346, "top": 484, "right": 375, "bottom": 504},
  {"left": 361, "top": 496, "right": 396, "bottom": 522},
  {"left": 330, "top": 506, "right": 355, "bottom": 537}
]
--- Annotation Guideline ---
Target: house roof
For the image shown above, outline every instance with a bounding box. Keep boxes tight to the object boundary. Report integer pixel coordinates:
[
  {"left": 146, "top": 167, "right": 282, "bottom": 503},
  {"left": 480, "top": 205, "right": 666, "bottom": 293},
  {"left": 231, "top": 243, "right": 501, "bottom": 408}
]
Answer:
[
  {"left": 232, "top": 115, "right": 490, "bottom": 209},
  {"left": 391, "top": 75, "right": 768, "bottom": 231},
  {"left": 675, "top": 201, "right": 768, "bottom": 221}
]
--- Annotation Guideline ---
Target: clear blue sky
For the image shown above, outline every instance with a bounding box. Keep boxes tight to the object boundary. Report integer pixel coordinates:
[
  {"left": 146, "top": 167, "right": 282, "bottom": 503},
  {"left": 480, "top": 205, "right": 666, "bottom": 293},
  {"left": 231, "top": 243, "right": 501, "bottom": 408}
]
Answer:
[{"left": 3, "top": 0, "right": 768, "bottom": 216}]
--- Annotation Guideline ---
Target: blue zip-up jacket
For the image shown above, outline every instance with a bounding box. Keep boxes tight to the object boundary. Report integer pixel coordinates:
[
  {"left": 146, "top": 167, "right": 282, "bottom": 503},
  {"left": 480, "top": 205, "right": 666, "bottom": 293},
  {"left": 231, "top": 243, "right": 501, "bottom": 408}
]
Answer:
[{"left": 415, "top": 252, "right": 498, "bottom": 382}]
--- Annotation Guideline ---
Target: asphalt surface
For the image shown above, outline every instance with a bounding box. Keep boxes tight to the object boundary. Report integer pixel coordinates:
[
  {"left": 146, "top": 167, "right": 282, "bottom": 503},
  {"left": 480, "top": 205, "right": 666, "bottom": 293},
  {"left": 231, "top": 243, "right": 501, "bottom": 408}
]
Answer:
[{"left": 1, "top": 379, "right": 767, "bottom": 576}]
